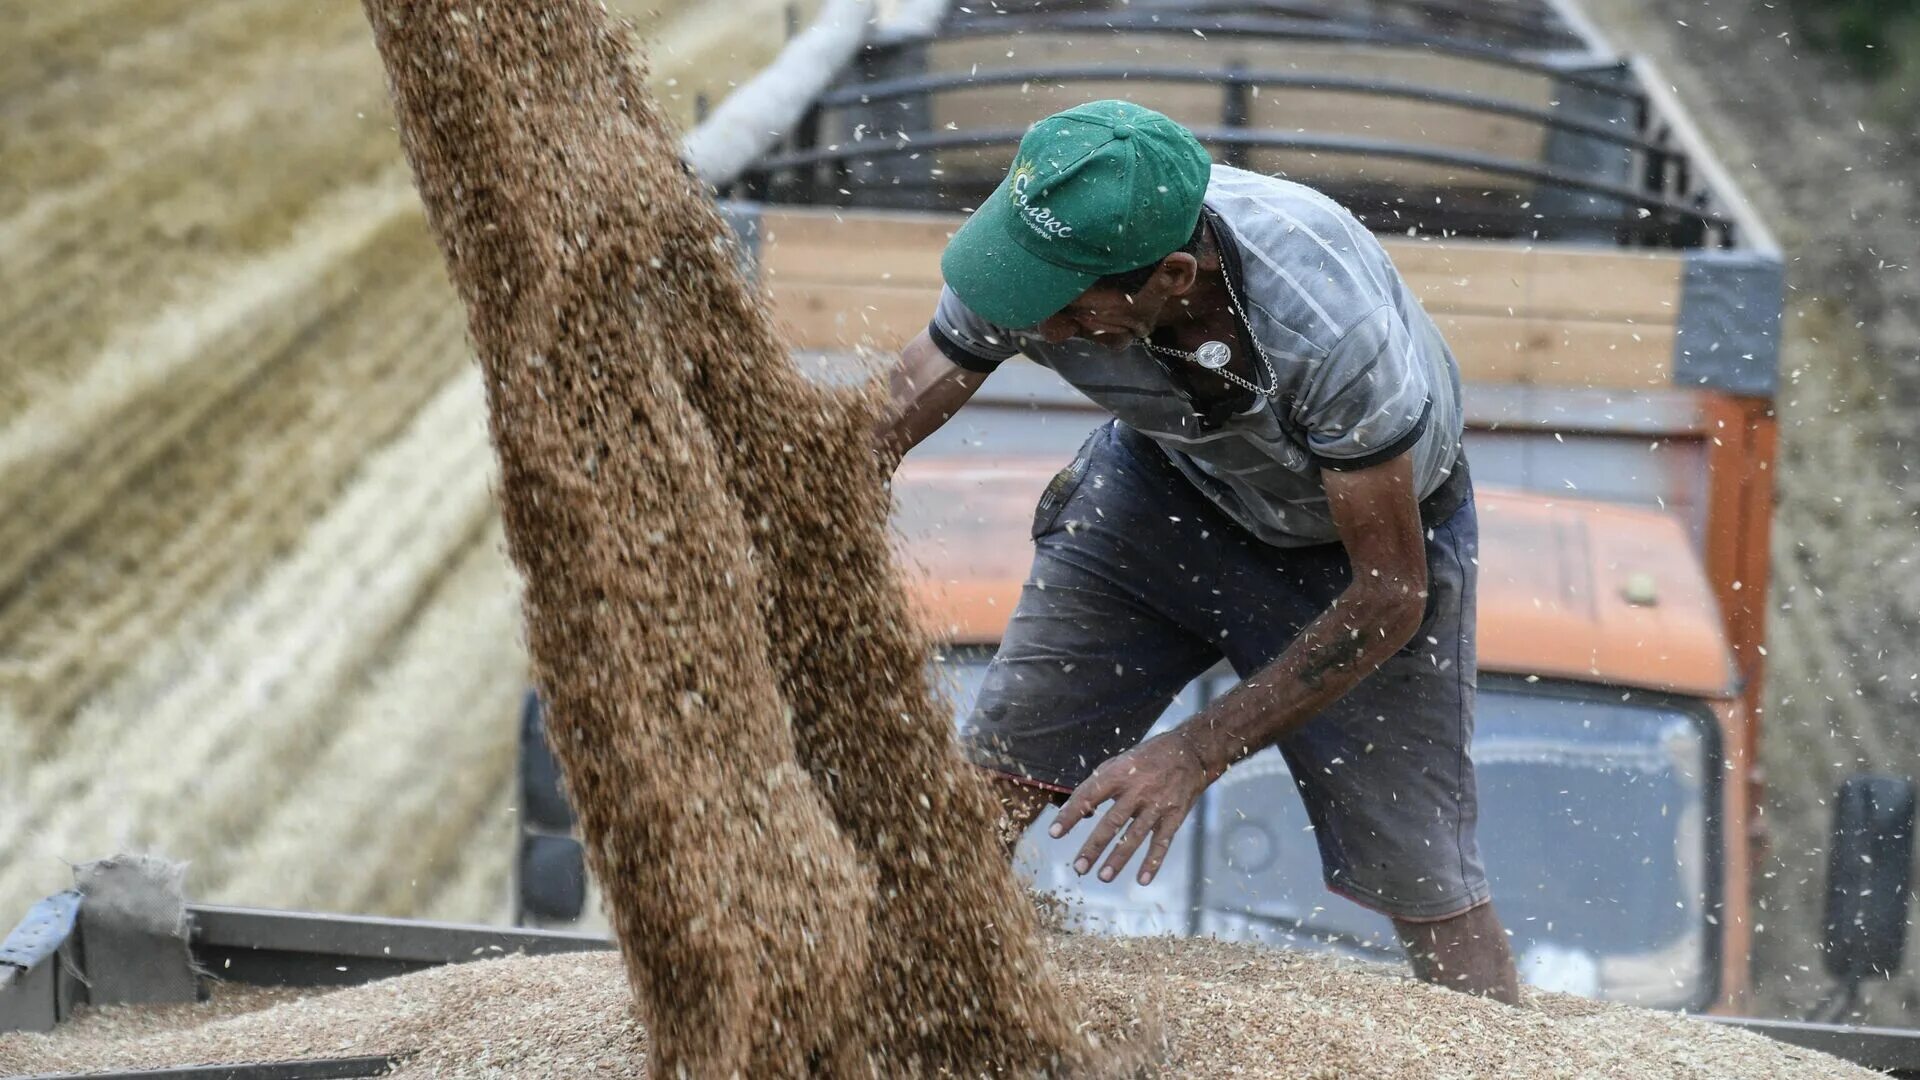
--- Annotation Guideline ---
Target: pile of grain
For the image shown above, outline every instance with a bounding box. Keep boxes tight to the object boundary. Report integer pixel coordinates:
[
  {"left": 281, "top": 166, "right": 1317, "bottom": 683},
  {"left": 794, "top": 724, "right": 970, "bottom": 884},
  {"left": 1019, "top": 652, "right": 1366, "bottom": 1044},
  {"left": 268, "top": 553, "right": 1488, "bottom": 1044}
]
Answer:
[
  {"left": 0, "top": 939, "right": 1879, "bottom": 1078},
  {"left": 358, "top": 0, "right": 1086, "bottom": 1074}
]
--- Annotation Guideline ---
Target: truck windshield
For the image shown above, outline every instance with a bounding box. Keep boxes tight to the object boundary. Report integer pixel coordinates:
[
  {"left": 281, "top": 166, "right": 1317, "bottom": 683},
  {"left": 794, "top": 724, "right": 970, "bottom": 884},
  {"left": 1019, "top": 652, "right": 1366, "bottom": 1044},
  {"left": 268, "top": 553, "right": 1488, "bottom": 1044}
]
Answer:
[{"left": 938, "top": 657, "right": 1720, "bottom": 1011}]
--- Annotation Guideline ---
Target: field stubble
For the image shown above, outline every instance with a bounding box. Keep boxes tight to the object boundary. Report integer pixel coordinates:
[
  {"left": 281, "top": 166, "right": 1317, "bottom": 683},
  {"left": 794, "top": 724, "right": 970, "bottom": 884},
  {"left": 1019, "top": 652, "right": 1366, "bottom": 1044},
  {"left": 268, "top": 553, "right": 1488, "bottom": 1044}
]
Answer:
[{"left": 0, "top": 0, "right": 810, "bottom": 922}]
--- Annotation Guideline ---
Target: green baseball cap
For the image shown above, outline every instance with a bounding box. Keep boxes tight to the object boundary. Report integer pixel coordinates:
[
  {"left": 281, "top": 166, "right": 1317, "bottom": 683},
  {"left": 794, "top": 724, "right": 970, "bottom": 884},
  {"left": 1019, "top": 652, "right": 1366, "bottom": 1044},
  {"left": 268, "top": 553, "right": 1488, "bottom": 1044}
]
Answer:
[{"left": 940, "top": 100, "right": 1214, "bottom": 329}]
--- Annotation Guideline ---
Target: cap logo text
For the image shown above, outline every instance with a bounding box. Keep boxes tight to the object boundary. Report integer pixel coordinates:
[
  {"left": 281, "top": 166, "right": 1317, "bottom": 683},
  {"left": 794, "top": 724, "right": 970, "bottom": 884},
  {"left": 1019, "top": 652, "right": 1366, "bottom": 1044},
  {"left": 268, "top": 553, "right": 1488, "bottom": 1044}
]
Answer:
[{"left": 1010, "top": 162, "right": 1074, "bottom": 239}]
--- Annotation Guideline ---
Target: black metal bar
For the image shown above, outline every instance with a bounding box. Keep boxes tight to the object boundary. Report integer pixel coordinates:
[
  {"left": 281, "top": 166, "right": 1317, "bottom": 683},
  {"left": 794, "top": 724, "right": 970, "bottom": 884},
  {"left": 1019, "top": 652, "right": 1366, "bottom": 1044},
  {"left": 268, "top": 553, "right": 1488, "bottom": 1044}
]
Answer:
[
  {"left": 1018, "top": 0, "right": 1571, "bottom": 31},
  {"left": 1221, "top": 65, "right": 1250, "bottom": 170},
  {"left": 189, "top": 905, "right": 611, "bottom": 990},
  {"left": 1166, "top": 0, "right": 1583, "bottom": 49},
  {"left": 793, "top": 101, "right": 824, "bottom": 203},
  {"left": 1183, "top": 676, "right": 1222, "bottom": 938},
  {"left": 1702, "top": 1016, "right": 1920, "bottom": 1077},
  {"left": 1386, "top": 0, "right": 1574, "bottom": 38},
  {"left": 14, "top": 1058, "right": 403, "bottom": 1080},
  {"left": 739, "top": 167, "right": 767, "bottom": 202},
  {"left": 1641, "top": 123, "right": 1669, "bottom": 199},
  {"left": 896, "top": 12, "right": 1643, "bottom": 104},
  {"left": 1201, "top": 905, "right": 1406, "bottom": 961},
  {"left": 826, "top": 64, "right": 1665, "bottom": 155},
  {"left": 744, "top": 176, "right": 1716, "bottom": 244},
  {"left": 754, "top": 127, "right": 1726, "bottom": 225}
]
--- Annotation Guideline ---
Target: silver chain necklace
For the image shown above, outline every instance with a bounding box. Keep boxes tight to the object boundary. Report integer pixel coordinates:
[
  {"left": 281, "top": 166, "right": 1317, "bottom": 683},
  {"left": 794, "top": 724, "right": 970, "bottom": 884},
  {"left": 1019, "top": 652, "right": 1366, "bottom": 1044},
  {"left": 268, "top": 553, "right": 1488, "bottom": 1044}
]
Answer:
[{"left": 1140, "top": 245, "right": 1279, "bottom": 398}]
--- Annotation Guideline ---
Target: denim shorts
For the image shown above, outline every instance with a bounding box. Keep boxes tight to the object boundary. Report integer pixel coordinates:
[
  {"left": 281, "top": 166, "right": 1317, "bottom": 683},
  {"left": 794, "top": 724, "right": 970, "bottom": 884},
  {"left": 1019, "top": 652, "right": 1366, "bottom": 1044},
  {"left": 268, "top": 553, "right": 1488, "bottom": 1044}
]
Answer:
[{"left": 960, "top": 420, "right": 1490, "bottom": 921}]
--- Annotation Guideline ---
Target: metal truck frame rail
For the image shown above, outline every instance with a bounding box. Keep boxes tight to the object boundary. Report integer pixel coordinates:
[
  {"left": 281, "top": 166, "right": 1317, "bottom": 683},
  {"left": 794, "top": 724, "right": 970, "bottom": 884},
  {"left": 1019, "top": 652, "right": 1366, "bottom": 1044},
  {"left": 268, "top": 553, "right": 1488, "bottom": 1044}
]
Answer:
[
  {"left": 1, "top": 900, "right": 612, "bottom": 1080},
  {"left": 1132, "top": 0, "right": 1585, "bottom": 50},
  {"left": 749, "top": 126, "right": 1729, "bottom": 245},
  {"left": 724, "top": 2, "right": 1759, "bottom": 249},
  {"left": 917, "top": 11, "right": 1621, "bottom": 91},
  {"left": 1024, "top": 0, "right": 1585, "bottom": 51},
  {"left": 817, "top": 65, "right": 1661, "bottom": 155}
]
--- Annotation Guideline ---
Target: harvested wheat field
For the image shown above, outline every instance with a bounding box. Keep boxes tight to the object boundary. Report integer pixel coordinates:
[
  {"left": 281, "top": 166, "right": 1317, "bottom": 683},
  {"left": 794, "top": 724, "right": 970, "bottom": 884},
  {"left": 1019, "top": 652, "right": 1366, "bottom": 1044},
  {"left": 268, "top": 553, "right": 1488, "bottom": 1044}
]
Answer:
[
  {"left": 0, "top": 0, "right": 815, "bottom": 924},
  {"left": 0, "top": 940, "right": 1877, "bottom": 1078}
]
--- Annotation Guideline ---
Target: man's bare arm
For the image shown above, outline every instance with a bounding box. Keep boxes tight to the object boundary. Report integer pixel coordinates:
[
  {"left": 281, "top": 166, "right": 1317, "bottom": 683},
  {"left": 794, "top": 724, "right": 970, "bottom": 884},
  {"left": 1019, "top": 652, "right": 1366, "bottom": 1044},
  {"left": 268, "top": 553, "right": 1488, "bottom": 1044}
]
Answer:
[
  {"left": 871, "top": 329, "right": 988, "bottom": 467},
  {"left": 1182, "top": 452, "right": 1431, "bottom": 774},
  {"left": 1046, "top": 452, "right": 1435, "bottom": 886}
]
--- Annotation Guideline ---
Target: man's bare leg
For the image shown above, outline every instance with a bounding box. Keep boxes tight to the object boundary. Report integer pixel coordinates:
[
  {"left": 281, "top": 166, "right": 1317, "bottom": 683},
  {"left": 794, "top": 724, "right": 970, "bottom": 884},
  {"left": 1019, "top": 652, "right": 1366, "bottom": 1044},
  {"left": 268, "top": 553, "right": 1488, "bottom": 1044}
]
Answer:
[
  {"left": 986, "top": 774, "right": 1060, "bottom": 856},
  {"left": 1393, "top": 902, "right": 1520, "bottom": 1004},
  {"left": 989, "top": 770, "right": 1520, "bottom": 1002}
]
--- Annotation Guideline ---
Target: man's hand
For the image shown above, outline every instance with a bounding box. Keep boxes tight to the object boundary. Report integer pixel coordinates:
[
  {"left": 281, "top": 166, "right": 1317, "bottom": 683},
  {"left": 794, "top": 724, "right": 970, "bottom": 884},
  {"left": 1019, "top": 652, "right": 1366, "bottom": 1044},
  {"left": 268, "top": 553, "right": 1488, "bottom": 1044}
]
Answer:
[{"left": 1048, "top": 729, "right": 1218, "bottom": 887}]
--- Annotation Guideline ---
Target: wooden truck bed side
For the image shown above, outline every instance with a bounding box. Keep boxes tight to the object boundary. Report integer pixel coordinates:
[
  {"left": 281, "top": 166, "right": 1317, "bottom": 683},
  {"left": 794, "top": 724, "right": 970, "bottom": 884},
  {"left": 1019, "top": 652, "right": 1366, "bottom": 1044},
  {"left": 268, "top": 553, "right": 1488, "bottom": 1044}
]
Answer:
[{"left": 751, "top": 204, "right": 1687, "bottom": 389}]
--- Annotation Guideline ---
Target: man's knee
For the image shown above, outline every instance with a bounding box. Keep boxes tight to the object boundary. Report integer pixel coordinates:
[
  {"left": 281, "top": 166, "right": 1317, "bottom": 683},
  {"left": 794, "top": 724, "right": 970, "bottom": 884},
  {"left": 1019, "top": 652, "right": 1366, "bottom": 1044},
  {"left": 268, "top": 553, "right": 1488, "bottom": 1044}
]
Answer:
[{"left": 1393, "top": 901, "right": 1519, "bottom": 1005}]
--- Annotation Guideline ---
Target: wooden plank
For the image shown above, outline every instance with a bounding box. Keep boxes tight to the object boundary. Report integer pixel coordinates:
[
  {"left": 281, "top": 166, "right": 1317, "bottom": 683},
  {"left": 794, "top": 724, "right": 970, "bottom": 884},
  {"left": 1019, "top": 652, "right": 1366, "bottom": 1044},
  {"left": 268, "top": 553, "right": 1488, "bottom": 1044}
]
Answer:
[
  {"left": 771, "top": 280, "right": 931, "bottom": 351},
  {"left": 761, "top": 218, "right": 1676, "bottom": 325},
  {"left": 1385, "top": 240, "right": 1683, "bottom": 323},
  {"left": 1245, "top": 90, "right": 1545, "bottom": 163},
  {"left": 760, "top": 207, "right": 950, "bottom": 288},
  {"left": 1526, "top": 247, "right": 1684, "bottom": 322},
  {"left": 1387, "top": 241, "right": 1535, "bottom": 314},
  {"left": 770, "top": 281, "right": 1676, "bottom": 390},
  {"left": 1521, "top": 318, "right": 1674, "bottom": 388},
  {"left": 756, "top": 209, "right": 1685, "bottom": 386},
  {"left": 764, "top": 237, "right": 944, "bottom": 289},
  {"left": 1438, "top": 313, "right": 1674, "bottom": 388},
  {"left": 925, "top": 81, "right": 1218, "bottom": 184},
  {"left": 1242, "top": 148, "right": 1529, "bottom": 191},
  {"left": 758, "top": 210, "right": 1684, "bottom": 322},
  {"left": 1435, "top": 313, "right": 1530, "bottom": 383},
  {"left": 930, "top": 81, "right": 1224, "bottom": 138},
  {"left": 760, "top": 206, "right": 958, "bottom": 259},
  {"left": 918, "top": 37, "right": 1557, "bottom": 187}
]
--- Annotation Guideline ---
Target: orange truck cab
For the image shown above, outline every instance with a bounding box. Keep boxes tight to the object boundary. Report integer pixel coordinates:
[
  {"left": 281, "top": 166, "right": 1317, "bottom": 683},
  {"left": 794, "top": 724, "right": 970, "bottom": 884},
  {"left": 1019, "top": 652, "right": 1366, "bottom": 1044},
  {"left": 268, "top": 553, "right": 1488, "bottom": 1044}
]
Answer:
[{"left": 705, "top": 0, "right": 1786, "bottom": 1014}]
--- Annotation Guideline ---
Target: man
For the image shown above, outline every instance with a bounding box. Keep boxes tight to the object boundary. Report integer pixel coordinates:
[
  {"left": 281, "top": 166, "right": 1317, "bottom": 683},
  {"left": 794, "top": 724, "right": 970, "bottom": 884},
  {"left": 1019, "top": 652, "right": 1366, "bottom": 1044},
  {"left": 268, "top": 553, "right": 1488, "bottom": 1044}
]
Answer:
[{"left": 874, "top": 100, "right": 1518, "bottom": 1002}]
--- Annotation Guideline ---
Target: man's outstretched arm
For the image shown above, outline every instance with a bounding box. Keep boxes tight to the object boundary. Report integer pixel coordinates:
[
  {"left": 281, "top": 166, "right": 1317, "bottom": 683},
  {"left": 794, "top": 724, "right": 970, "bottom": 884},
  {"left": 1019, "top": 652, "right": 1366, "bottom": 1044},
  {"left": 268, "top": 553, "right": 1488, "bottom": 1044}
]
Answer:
[
  {"left": 1179, "top": 451, "right": 1430, "bottom": 766},
  {"left": 871, "top": 329, "right": 988, "bottom": 468},
  {"left": 1048, "top": 451, "right": 1432, "bottom": 885}
]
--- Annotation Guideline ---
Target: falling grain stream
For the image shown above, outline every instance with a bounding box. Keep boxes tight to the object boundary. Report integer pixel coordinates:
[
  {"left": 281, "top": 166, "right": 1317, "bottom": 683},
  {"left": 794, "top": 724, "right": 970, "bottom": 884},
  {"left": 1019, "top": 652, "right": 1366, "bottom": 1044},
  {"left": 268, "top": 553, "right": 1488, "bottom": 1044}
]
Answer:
[{"left": 358, "top": 1, "right": 1093, "bottom": 1073}]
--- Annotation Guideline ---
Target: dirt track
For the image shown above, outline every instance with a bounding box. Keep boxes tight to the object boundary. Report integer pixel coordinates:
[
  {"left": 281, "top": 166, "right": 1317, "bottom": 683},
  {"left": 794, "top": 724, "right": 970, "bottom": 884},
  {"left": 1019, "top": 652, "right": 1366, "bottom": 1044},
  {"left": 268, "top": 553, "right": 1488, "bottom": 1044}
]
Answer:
[
  {"left": 1581, "top": 0, "right": 1920, "bottom": 1023},
  {"left": 0, "top": 1, "right": 814, "bottom": 923}
]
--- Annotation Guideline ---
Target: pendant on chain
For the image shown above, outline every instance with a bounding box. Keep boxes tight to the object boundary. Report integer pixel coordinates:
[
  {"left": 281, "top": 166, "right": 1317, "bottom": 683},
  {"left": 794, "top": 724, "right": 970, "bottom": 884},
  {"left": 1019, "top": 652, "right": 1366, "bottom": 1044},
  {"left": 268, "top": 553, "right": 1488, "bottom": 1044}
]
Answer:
[{"left": 1192, "top": 340, "right": 1232, "bottom": 370}]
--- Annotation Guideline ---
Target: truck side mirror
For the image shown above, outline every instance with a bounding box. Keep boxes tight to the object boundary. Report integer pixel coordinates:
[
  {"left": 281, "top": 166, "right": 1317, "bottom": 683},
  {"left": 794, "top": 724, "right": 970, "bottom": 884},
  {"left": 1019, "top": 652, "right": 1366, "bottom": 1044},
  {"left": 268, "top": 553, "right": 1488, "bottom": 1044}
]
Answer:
[
  {"left": 1815, "top": 774, "right": 1916, "bottom": 1020},
  {"left": 515, "top": 689, "right": 587, "bottom": 927},
  {"left": 517, "top": 833, "right": 588, "bottom": 923}
]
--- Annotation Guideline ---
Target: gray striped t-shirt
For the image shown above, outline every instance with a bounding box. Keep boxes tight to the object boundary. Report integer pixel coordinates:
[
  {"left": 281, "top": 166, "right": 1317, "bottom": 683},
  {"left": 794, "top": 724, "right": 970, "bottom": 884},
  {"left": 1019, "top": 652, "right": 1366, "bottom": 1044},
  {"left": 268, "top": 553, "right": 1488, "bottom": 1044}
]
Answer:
[{"left": 929, "top": 164, "right": 1464, "bottom": 548}]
